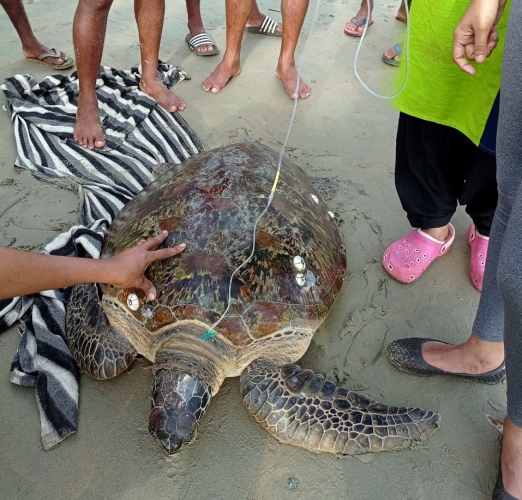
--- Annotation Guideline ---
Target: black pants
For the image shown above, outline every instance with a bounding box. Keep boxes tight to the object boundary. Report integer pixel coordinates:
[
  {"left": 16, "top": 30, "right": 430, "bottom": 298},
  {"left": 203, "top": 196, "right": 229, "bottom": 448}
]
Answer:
[{"left": 395, "top": 113, "right": 498, "bottom": 236}]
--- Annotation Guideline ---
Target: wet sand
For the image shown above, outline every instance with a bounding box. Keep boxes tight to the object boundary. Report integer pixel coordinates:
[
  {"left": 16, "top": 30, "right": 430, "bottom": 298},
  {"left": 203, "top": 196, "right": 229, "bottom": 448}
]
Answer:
[{"left": 0, "top": 1, "right": 506, "bottom": 499}]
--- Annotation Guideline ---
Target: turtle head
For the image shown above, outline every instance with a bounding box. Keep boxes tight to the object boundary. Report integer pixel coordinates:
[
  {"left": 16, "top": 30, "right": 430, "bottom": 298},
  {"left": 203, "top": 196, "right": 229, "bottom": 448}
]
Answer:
[{"left": 149, "top": 369, "right": 212, "bottom": 454}]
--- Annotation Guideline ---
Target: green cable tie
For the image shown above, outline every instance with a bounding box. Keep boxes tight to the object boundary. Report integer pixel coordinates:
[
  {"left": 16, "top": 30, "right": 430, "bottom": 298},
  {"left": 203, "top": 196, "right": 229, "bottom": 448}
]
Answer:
[{"left": 201, "top": 331, "right": 217, "bottom": 340}]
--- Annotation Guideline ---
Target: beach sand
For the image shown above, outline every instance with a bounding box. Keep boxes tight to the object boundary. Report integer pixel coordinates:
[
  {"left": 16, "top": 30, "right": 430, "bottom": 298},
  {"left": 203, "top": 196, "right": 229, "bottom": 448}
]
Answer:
[{"left": 0, "top": 1, "right": 506, "bottom": 499}]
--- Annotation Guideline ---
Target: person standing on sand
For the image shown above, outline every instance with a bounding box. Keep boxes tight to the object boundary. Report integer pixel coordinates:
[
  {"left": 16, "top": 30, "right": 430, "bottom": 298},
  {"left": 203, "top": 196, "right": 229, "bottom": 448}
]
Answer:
[
  {"left": 380, "top": 0, "right": 505, "bottom": 291},
  {"left": 386, "top": 0, "right": 522, "bottom": 496},
  {"left": 344, "top": 0, "right": 409, "bottom": 36},
  {"left": 184, "top": 0, "right": 282, "bottom": 56},
  {"left": 72, "top": 0, "right": 185, "bottom": 150},
  {"left": 1, "top": 0, "right": 73, "bottom": 70},
  {"left": 202, "top": 0, "right": 311, "bottom": 100}
]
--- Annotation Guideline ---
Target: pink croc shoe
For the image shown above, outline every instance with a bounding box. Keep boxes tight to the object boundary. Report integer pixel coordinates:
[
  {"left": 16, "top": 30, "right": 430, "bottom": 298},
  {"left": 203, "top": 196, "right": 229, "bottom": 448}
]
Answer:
[
  {"left": 467, "top": 224, "right": 489, "bottom": 291},
  {"left": 382, "top": 224, "right": 455, "bottom": 283}
]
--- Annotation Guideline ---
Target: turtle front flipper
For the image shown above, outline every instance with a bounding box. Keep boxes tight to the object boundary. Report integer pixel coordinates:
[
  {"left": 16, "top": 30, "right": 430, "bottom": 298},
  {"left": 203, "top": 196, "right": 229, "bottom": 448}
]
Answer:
[
  {"left": 149, "top": 369, "right": 212, "bottom": 454},
  {"left": 66, "top": 283, "right": 138, "bottom": 380},
  {"left": 240, "top": 361, "right": 440, "bottom": 455}
]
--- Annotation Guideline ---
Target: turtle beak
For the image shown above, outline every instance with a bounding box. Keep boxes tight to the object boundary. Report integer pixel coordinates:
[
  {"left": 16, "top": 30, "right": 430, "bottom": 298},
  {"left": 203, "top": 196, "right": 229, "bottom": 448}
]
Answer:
[{"left": 149, "top": 369, "right": 211, "bottom": 454}]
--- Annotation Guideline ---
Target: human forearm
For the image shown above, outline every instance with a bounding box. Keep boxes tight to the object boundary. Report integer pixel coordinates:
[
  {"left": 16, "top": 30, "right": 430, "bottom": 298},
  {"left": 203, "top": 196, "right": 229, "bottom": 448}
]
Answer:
[
  {"left": 0, "top": 232, "right": 186, "bottom": 300},
  {"left": 0, "top": 248, "right": 112, "bottom": 299}
]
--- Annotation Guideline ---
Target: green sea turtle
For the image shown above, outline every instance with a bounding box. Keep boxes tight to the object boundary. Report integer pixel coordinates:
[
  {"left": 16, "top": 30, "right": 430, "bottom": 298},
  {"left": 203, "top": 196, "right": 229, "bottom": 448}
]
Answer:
[{"left": 66, "top": 142, "right": 440, "bottom": 455}]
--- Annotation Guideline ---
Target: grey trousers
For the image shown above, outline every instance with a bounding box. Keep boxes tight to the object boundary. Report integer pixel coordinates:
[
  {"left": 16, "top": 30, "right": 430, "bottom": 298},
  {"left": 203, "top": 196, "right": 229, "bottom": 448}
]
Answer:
[{"left": 473, "top": 0, "right": 522, "bottom": 428}]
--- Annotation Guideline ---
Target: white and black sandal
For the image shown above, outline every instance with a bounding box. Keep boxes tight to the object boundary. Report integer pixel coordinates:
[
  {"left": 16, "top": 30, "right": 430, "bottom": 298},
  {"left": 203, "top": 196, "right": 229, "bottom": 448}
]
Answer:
[
  {"left": 185, "top": 32, "right": 220, "bottom": 56},
  {"left": 244, "top": 16, "right": 282, "bottom": 37}
]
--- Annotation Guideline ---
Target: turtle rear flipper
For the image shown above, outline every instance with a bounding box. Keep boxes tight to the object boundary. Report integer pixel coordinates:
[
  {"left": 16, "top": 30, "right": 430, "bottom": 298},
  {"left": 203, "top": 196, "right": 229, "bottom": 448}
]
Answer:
[
  {"left": 66, "top": 283, "right": 137, "bottom": 380},
  {"left": 240, "top": 361, "right": 440, "bottom": 455}
]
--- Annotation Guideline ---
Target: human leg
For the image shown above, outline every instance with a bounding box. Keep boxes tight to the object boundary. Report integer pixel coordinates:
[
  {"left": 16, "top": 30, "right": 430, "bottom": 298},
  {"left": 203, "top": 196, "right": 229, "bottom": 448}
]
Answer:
[
  {"left": 73, "top": 0, "right": 113, "bottom": 149},
  {"left": 185, "top": 0, "right": 219, "bottom": 55},
  {"left": 387, "top": 152, "right": 506, "bottom": 374},
  {"left": 382, "top": 0, "right": 411, "bottom": 66},
  {"left": 386, "top": 4, "right": 520, "bottom": 383},
  {"left": 385, "top": 112, "right": 506, "bottom": 373},
  {"left": 245, "top": 0, "right": 282, "bottom": 35},
  {"left": 1, "top": 0, "right": 72, "bottom": 68},
  {"left": 396, "top": 0, "right": 410, "bottom": 23},
  {"left": 386, "top": 254, "right": 505, "bottom": 376},
  {"left": 202, "top": 0, "right": 250, "bottom": 94},
  {"left": 394, "top": 114, "right": 472, "bottom": 236},
  {"left": 405, "top": 208, "right": 504, "bottom": 371},
  {"left": 135, "top": 0, "right": 185, "bottom": 112},
  {"left": 461, "top": 151, "right": 497, "bottom": 238},
  {"left": 276, "top": 0, "right": 310, "bottom": 99},
  {"left": 382, "top": 114, "right": 472, "bottom": 283},
  {"left": 344, "top": 0, "right": 374, "bottom": 36},
  {"left": 459, "top": 150, "right": 498, "bottom": 290},
  {"left": 497, "top": 182, "right": 522, "bottom": 499},
  {"left": 496, "top": 417, "right": 522, "bottom": 499},
  {"left": 495, "top": 8, "right": 522, "bottom": 489}
]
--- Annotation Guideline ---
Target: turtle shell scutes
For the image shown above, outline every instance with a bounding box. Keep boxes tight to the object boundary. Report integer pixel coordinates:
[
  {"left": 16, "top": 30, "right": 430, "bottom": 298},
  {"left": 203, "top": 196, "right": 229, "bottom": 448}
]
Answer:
[{"left": 100, "top": 142, "right": 347, "bottom": 345}]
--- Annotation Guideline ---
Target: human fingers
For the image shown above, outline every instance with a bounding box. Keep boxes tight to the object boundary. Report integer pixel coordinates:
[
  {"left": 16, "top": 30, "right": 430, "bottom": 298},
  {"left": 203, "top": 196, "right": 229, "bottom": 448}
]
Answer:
[
  {"left": 472, "top": 27, "right": 491, "bottom": 64},
  {"left": 146, "top": 243, "right": 186, "bottom": 264},
  {"left": 465, "top": 42, "right": 476, "bottom": 61},
  {"left": 486, "top": 28, "right": 499, "bottom": 56},
  {"left": 453, "top": 42, "right": 476, "bottom": 75},
  {"left": 141, "top": 231, "right": 170, "bottom": 250},
  {"left": 138, "top": 277, "right": 157, "bottom": 301}
]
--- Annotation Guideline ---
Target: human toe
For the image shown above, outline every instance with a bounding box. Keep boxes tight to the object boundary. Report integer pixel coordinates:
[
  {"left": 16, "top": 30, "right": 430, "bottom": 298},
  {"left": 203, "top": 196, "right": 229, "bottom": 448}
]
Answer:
[
  {"left": 298, "top": 89, "right": 311, "bottom": 99},
  {"left": 383, "top": 46, "right": 397, "bottom": 59},
  {"left": 46, "top": 51, "right": 67, "bottom": 64},
  {"left": 344, "top": 21, "right": 362, "bottom": 35}
]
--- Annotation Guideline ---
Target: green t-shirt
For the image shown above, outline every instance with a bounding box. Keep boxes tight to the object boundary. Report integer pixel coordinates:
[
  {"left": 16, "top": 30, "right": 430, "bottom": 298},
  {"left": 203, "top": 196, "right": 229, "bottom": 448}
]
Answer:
[{"left": 395, "top": 0, "right": 508, "bottom": 145}]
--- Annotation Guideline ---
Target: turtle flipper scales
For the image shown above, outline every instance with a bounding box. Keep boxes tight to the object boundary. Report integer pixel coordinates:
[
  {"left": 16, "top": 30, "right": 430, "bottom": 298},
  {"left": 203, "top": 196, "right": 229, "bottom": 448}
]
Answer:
[
  {"left": 240, "top": 361, "right": 440, "bottom": 454},
  {"left": 66, "top": 283, "right": 137, "bottom": 380}
]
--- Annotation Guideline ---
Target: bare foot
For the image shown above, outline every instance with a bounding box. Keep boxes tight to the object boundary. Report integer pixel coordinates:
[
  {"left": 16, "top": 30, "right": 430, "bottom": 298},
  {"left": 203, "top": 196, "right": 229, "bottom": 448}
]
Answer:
[
  {"left": 139, "top": 77, "right": 185, "bottom": 112},
  {"left": 422, "top": 334, "right": 504, "bottom": 375},
  {"left": 501, "top": 417, "right": 522, "bottom": 499},
  {"left": 202, "top": 60, "right": 241, "bottom": 94},
  {"left": 74, "top": 93, "right": 105, "bottom": 149},
  {"left": 276, "top": 65, "right": 311, "bottom": 100}
]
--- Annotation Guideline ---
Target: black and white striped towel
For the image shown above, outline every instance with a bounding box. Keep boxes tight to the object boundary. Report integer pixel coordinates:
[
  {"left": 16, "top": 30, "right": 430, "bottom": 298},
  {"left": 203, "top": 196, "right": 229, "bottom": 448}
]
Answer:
[{"left": 0, "top": 64, "right": 204, "bottom": 450}]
